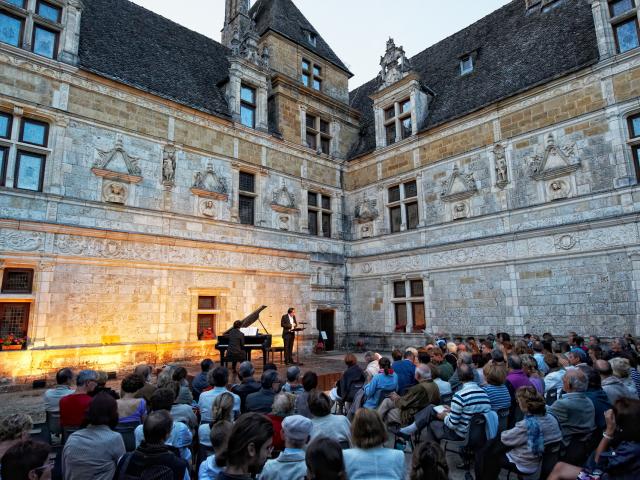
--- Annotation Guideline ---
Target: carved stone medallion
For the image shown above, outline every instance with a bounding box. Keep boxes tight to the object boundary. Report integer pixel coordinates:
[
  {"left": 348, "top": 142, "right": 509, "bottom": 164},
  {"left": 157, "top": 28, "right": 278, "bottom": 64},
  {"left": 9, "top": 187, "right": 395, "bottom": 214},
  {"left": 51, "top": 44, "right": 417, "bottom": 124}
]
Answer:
[
  {"left": 199, "top": 199, "right": 216, "bottom": 218},
  {"left": 102, "top": 181, "right": 128, "bottom": 204},
  {"left": 547, "top": 178, "right": 571, "bottom": 200}
]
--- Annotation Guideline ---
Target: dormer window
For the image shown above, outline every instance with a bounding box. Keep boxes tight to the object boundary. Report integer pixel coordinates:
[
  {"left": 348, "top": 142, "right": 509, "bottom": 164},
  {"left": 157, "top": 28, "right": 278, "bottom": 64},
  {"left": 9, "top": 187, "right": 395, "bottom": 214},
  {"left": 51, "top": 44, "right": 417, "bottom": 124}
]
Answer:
[
  {"left": 240, "top": 84, "right": 256, "bottom": 128},
  {"left": 305, "top": 114, "right": 331, "bottom": 154},
  {"left": 305, "top": 31, "right": 317, "bottom": 47},
  {"left": 384, "top": 98, "right": 412, "bottom": 146},
  {"left": 302, "top": 59, "right": 322, "bottom": 91},
  {"left": 460, "top": 55, "right": 474, "bottom": 75}
]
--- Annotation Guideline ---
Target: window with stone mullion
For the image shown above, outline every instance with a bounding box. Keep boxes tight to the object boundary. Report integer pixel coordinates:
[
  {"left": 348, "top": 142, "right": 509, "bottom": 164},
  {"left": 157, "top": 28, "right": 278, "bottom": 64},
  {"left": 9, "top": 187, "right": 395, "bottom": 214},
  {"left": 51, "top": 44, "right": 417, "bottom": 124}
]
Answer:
[
  {"left": 392, "top": 278, "right": 426, "bottom": 333},
  {"left": 307, "top": 191, "right": 331, "bottom": 237},
  {"left": 628, "top": 113, "right": 640, "bottom": 180},
  {"left": 388, "top": 180, "right": 419, "bottom": 233},
  {"left": 305, "top": 114, "right": 331, "bottom": 154},
  {"left": 608, "top": 0, "right": 640, "bottom": 53},
  {"left": 383, "top": 98, "right": 412, "bottom": 146}
]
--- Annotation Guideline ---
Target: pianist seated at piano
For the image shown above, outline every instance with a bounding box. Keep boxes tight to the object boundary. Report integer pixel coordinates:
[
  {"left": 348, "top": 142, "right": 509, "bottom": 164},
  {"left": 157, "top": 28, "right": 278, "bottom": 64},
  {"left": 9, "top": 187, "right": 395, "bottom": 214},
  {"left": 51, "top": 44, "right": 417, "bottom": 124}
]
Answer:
[
  {"left": 215, "top": 306, "right": 272, "bottom": 369},
  {"left": 197, "top": 366, "right": 241, "bottom": 422},
  {"left": 226, "top": 320, "right": 245, "bottom": 373}
]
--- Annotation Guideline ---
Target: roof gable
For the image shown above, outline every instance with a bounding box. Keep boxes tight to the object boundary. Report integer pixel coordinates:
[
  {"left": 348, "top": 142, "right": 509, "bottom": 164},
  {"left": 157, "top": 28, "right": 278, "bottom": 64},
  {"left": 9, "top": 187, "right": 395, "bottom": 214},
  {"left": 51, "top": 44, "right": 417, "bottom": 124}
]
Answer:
[
  {"left": 79, "top": 0, "right": 231, "bottom": 118},
  {"left": 249, "top": 0, "right": 352, "bottom": 76},
  {"left": 348, "top": 0, "right": 599, "bottom": 159}
]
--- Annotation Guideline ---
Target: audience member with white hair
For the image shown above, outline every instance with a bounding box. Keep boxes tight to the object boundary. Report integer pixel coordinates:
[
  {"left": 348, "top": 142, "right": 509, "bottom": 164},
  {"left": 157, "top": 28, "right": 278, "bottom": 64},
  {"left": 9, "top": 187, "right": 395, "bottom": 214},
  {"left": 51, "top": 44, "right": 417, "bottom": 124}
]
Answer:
[
  {"left": 610, "top": 357, "right": 638, "bottom": 397},
  {"left": 547, "top": 369, "right": 595, "bottom": 445}
]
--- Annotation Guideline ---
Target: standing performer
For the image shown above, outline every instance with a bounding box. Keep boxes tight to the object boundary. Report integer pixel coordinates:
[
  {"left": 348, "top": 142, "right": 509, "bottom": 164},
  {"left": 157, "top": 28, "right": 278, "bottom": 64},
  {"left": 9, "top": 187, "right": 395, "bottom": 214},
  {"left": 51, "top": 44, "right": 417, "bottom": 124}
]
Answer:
[
  {"left": 227, "top": 320, "right": 245, "bottom": 375},
  {"left": 281, "top": 307, "right": 297, "bottom": 364}
]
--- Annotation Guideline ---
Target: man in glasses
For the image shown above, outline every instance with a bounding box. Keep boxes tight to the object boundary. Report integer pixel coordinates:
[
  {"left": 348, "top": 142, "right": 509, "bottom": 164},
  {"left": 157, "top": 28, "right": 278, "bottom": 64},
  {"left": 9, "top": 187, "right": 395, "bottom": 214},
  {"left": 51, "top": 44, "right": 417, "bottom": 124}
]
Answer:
[
  {"left": 0, "top": 440, "right": 52, "bottom": 479},
  {"left": 59, "top": 370, "right": 98, "bottom": 428}
]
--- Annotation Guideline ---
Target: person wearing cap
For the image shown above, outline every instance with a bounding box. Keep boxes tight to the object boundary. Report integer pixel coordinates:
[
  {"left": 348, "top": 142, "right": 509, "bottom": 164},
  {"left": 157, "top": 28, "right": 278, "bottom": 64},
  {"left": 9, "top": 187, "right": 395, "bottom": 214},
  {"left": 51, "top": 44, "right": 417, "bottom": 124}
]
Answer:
[{"left": 258, "top": 415, "right": 312, "bottom": 480}]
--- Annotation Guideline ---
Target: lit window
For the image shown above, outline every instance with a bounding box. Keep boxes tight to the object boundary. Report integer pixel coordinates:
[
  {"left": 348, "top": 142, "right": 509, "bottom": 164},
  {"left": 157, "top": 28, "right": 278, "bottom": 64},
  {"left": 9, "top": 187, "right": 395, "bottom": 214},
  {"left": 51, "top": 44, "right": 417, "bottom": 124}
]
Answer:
[
  {"left": 238, "top": 171, "right": 255, "bottom": 225},
  {"left": 388, "top": 180, "right": 419, "bottom": 233},
  {"left": 196, "top": 296, "right": 219, "bottom": 340},
  {"left": 305, "top": 114, "right": 331, "bottom": 154},
  {"left": 609, "top": 0, "right": 640, "bottom": 53},
  {"left": 383, "top": 98, "right": 412, "bottom": 146},
  {"left": 240, "top": 84, "right": 256, "bottom": 129},
  {"left": 0, "top": 11, "right": 24, "bottom": 47},
  {"left": 36, "top": 1, "right": 62, "bottom": 23},
  {"left": 307, "top": 191, "right": 331, "bottom": 238},
  {"left": 460, "top": 55, "right": 474, "bottom": 75},
  {"left": 392, "top": 279, "right": 426, "bottom": 333},
  {"left": 301, "top": 59, "right": 322, "bottom": 91}
]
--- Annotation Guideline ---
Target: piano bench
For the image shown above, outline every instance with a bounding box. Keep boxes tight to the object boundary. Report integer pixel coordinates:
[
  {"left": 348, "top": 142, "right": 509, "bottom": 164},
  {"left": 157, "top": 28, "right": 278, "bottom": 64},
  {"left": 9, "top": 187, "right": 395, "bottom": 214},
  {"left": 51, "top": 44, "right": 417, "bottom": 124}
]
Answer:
[{"left": 268, "top": 346, "right": 285, "bottom": 364}]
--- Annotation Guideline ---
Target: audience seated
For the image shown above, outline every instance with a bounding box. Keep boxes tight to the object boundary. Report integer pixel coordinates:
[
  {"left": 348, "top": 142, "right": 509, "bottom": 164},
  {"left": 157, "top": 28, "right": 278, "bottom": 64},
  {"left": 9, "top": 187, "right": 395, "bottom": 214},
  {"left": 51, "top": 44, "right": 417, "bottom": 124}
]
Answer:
[
  {"left": 400, "top": 364, "right": 491, "bottom": 442},
  {"left": 429, "top": 347, "right": 453, "bottom": 381},
  {"left": 258, "top": 415, "right": 312, "bottom": 480},
  {"left": 363, "top": 357, "right": 398, "bottom": 409},
  {"left": 294, "top": 371, "right": 318, "bottom": 418},
  {"left": 199, "top": 391, "right": 235, "bottom": 449},
  {"left": 166, "top": 381, "right": 198, "bottom": 431},
  {"left": 91, "top": 371, "right": 119, "bottom": 399},
  {"left": 114, "top": 410, "right": 189, "bottom": 479},
  {"left": 171, "top": 367, "right": 194, "bottom": 405},
  {"left": 192, "top": 358, "right": 215, "bottom": 401},
  {"left": 363, "top": 351, "right": 381, "bottom": 381},
  {"left": 305, "top": 436, "right": 346, "bottom": 480},
  {"left": 448, "top": 352, "right": 482, "bottom": 392},
  {"left": 506, "top": 355, "right": 534, "bottom": 392},
  {"left": 549, "top": 398, "right": 640, "bottom": 480},
  {"left": 532, "top": 341, "right": 549, "bottom": 375},
  {"left": 547, "top": 368, "right": 595, "bottom": 445},
  {"left": 62, "top": 392, "right": 126, "bottom": 480},
  {"left": 409, "top": 441, "right": 449, "bottom": 480},
  {"left": 231, "top": 361, "right": 261, "bottom": 413},
  {"left": 343, "top": 408, "right": 405, "bottom": 480},
  {"left": 216, "top": 413, "right": 274, "bottom": 480},
  {"left": 580, "top": 365, "right": 613, "bottom": 431},
  {"left": 132, "top": 365, "right": 156, "bottom": 404},
  {"left": 482, "top": 362, "right": 512, "bottom": 411},
  {"left": 610, "top": 357, "right": 639, "bottom": 397},
  {"left": 521, "top": 354, "right": 545, "bottom": 394},
  {"left": 44, "top": 368, "right": 75, "bottom": 413},
  {"left": 430, "top": 364, "right": 452, "bottom": 398},
  {"left": 392, "top": 349, "right": 417, "bottom": 393},
  {"left": 266, "top": 392, "right": 296, "bottom": 452},
  {"left": 199, "top": 420, "right": 233, "bottom": 480},
  {"left": 281, "top": 366, "right": 304, "bottom": 395},
  {"left": 308, "top": 391, "right": 351, "bottom": 445},
  {"left": 0, "top": 413, "right": 33, "bottom": 460},
  {"left": 246, "top": 370, "right": 281, "bottom": 414},
  {"left": 116, "top": 374, "right": 146, "bottom": 424},
  {"left": 544, "top": 353, "right": 566, "bottom": 396},
  {"left": 378, "top": 363, "right": 440, "bottom": 427},
  {"left": 333, "top": 353, "right": 365, "bottom": 403},
  {"left": 59, "top": 369, "right": 98, "bottom": 428},
  {"left": 595, "top": 359, "right": 635, "bottom": 405},
  {"left": 199, "top": 367, "right": 241, "bottom": 421},
  {"left": 0, "top": 440, "right": 51, "bottom": 480},
  {"left": 482, "top": 386, "right": 562, "bottom": 479},
  {"left": 133, "top": 388, "right": 192, "bottom": 461}
]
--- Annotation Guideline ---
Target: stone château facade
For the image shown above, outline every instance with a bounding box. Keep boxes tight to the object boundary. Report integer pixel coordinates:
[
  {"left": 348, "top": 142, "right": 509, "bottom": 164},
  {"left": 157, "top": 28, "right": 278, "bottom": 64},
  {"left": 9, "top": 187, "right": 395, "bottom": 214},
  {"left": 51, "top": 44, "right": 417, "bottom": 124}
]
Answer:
[{"left": 0, "top": 0, "right": 639, "bottom": 381}]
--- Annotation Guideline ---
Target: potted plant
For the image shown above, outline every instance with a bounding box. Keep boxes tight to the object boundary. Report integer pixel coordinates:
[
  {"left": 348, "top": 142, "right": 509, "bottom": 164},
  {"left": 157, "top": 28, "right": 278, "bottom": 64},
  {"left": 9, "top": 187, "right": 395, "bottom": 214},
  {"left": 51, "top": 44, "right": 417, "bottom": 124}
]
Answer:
[{"left": 0, "top": 333, "right": 27, "bottom": 351}]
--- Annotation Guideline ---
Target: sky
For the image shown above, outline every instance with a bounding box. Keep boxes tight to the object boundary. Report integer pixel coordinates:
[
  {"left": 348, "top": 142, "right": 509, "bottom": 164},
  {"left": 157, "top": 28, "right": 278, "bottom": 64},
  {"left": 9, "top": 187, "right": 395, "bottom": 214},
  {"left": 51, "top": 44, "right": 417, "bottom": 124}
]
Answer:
[{"left": 129, "top": 0, "right": 512, "bottom": 88}]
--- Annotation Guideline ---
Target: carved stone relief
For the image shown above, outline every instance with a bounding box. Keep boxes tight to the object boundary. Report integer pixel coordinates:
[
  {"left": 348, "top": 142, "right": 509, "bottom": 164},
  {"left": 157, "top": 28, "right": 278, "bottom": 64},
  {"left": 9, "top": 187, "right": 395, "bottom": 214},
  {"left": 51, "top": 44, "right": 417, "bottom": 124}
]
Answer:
[
  {"left": 547, "top": 178, "right": 571, "bottom": 201},
  {"left": 440, "top": 165, "right": 478, "bottom": 202},
  {"left": 102, "top": 181, "right": 128, "bottom": 204},
  {"left": 92, "top": 136, "right": 142, "bottom": 184},
  {"left": 354, "top": 199, "right": 378, "bottom": 223},
  {"left": 360, "top": 223, "right": 374, "bottom": 238},
  {"left": 0, "top": 231, "right": 44, "bottom": 252},
  {"left": 278, "top": 215, "right": 290, "bottom": 231},
  {"left": 494, "top": 144, "right": 509, "bottom": 189},
  {"left": 191, "top": 163, "right": 229, "bottom": 201},
  {"left": 452, "top": 202, "right": 469, "bottom": 220},
  {"left": 555, "top": 234, "right": 577, "bottom": 251},
  {"left": 271, "top": 181, "right": 298, "bottom": 214},
  {"left": 528, "top": 133, "right": 580, "bottom": 181},
  {"left": 199, "top": 199, "right": 216, "bottom": 218},
  {"left": 162, "top": 145, "right": 177, "bottom": 186},
  {"left": 378, "top": 38, "right": 412, "bottom": 89}
]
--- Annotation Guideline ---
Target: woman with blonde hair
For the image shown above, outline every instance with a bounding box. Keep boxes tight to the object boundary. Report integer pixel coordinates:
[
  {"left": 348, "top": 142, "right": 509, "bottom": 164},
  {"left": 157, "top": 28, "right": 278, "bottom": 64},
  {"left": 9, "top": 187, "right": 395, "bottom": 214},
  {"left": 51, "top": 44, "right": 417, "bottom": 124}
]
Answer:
[
  {"left": 198, "top": 392, "right": 235, "bottom": 449},
  {"left": 343, "top": 408, "right": 404, "bottom": 479}
]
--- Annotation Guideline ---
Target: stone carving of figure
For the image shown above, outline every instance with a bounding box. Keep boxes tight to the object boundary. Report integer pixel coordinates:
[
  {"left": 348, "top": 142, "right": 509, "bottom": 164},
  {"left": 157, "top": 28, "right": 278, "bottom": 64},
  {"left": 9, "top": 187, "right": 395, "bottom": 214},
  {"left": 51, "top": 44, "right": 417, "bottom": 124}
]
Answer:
[
  {"left": 496, "top": 157, "right": 507, "bottom": 183},
  {"left": 193, "top": 172, "right": 205, "bottom": 190},
  {"left": 355, "top": 199, "right": 378, "bottom": 223},
  {"left": 453, "top": 202, "right": 467, "bottom": 220},
  {"left": 200, "top": 200, "right": 216, "bottom": 218},
  {"left": 162, "top": 146, "right": 176, "bottom": 184},
  {"left": 103, "top": 182, "right": 127, "bottom": 204}
]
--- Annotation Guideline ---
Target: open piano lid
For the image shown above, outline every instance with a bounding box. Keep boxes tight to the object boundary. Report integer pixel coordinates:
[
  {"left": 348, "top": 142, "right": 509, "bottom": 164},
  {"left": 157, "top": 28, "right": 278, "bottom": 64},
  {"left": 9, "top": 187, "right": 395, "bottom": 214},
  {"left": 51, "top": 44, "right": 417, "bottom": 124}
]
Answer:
[{"left": 223, "top": 305, "right": 268, "bottom": 335}]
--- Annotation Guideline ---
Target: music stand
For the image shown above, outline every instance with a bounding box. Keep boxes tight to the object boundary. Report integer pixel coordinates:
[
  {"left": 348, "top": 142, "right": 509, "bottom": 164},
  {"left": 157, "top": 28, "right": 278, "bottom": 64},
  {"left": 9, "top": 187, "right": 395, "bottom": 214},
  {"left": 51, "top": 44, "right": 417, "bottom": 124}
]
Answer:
[{"left": 292, "top": 322, "right": 307, "bottom": 366}]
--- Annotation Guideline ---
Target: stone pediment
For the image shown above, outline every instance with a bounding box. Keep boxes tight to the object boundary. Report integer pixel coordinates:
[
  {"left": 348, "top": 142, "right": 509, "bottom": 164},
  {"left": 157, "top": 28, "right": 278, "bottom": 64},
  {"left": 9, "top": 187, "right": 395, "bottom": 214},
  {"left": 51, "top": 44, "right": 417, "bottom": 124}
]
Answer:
[
  {"left": 440, "top": 166, "right": 477, "bottom": 202},
  {"left": 271, "top": 181, "right": 298, "bottom": 214},
  {"left": 378, "top": 38, "right": 412, "bottom": 90},
  {"left": 529, "top": 133, "right": 580, "bottom": 181},
  {"left": 354, "top": 199, "right": 379, "bottom": 223},
  {"left": 92, "top": 137, "right": 142, "bottom": 184},
  {"left": 191, "top": 163, "right": 229, "bottom": 201}
]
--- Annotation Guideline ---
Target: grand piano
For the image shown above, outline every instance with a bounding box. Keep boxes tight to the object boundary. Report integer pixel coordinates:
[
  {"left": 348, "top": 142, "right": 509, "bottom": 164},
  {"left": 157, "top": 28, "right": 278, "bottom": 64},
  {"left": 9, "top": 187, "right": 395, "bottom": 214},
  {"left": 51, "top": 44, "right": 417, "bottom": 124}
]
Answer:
[{"left": 215, "top": 305, "right": 272, "bottom": 368}]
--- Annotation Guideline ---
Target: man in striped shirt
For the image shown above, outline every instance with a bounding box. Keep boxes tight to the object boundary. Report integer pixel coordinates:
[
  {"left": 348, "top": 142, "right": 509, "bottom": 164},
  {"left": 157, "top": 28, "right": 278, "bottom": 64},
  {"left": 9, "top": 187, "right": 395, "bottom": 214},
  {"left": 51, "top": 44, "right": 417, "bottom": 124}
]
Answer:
[{"left": 400, "top": 364, "right": 491, "bottom": 441}]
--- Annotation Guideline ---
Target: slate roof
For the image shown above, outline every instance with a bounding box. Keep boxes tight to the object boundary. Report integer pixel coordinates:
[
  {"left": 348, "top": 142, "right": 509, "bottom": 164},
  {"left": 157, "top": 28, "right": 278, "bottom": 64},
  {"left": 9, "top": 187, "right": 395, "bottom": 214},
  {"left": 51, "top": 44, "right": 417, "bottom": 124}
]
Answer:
[
  {"left": 249, "top": 0, "right": 352, "bottom": 76},
  {"left": 79, "top": 0, "right": 232, "bottom": 118},
  {"left": 348, "top": 0, "right": 600, "bottom": 159}
]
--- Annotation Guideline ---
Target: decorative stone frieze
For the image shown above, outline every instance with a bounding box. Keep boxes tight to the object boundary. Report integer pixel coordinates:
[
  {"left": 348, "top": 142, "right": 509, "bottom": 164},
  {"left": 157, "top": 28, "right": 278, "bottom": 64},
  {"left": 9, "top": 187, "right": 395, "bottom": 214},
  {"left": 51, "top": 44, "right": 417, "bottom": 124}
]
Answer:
[
  {"left": 92, "top": 137, "right": 142, "bottom": 184},
  {"left": 440, "top": 166, "right": 478, "bottom": 202},
  {"left": 191, "top": 163, "right": 229, "bottom": 201},
  {"left": 528, "top": 133, "right": 580, "bottom": 181}
]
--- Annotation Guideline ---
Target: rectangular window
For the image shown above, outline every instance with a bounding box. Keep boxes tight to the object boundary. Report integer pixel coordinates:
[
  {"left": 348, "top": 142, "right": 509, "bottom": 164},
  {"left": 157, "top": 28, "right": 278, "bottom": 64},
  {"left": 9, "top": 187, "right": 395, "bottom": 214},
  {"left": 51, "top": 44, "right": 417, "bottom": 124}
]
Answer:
[
  {"left": 404, "top": 180, "right": 417, "bottom": 198},
  {"left": 1, "top": 268, "right": 34, "bottom": 294},
  {"left": 388, "top": 180, "right": 420, "bottom": 233},
  {"left": 307, "top": 191, "right": 332, "bottom": 237},
  {"left": 394, "top": 303, "right": 407, "bottom": 333},
  {"left": 305, "top": 114, "right": 331, "bottom": 154},
  {"left": 385, "top": 124, "right": 396, "bottom": 146},
  {"left": 412, "top": 302, "right": 426, "bottom": 332},
  {"left": 5, "top": 0, "right": 26, "bottom": 8},
  {"left": 406, "top": 202, "right": 419, "bottom": 230},
  {"left": 20, "top": 119, "right": 48, "bottom": 146},
  {"left": 302, "top": 59, "right": 322, "bottom": 91},
  {"left": 390, "top": 205, "right": 402, "bottom": 233},
  {"left": 388, "top": 185, "right": 401, "bottom": 203},
  {"left": 394, "top": 281, "right": 406, "bottom": 298},
  {"left": 196, "top": 295, "right": 219, "bottom": 340},
  {"left": 0, "top": 11, "right": 24, "bottom": 47},
  {"left": 197, "top": 296, "right": 217, "bottom": 310},
  {"left": 383, "top": 98, "right": 412, "bottom": 146},
  {"left": 0, "top": 146, "right": 7, "bottom": 185},
  {"left": 14, "top": 151, "right": 45, "bottom": 191},
  {"left": 238, "top": 194, "right": 254, "bottom": 225},
  {"left": 614, "top": 18, "right": 640, "bottom": 53},
  {"left": 32, "top": 25, "right": 58, "bottom": 59},
  {"left": 610, "top": 0, "right": 635, "bottom": 17},
  {"left": 401, "top": 117, "right": 412, "bottom": 140},
  {"left": 240, "top": 84, "right": 256, "bottom": 128},
  {"left": 0, "top": 112, "right": 11, "bottom": 139},
  {"left": 36, "top": 1, "right": 62, "bottom": 23},
  {"left": 0, "top": 303, "right": 30, "bottom": 338},
  {"left": 410, "top": 280, "right": 424, "bottom": 297},
  {"left": 239, "top": 171, "right": 255, "bottom": 193},
  {"left": 460, "top": 55, "right": 474, "bottom": 75},
  {"left": 384, "top": 106, "right": 395, "bottom": 121},
  {"left": 628, "top": 113, "right": 640, "bottom": 180}
]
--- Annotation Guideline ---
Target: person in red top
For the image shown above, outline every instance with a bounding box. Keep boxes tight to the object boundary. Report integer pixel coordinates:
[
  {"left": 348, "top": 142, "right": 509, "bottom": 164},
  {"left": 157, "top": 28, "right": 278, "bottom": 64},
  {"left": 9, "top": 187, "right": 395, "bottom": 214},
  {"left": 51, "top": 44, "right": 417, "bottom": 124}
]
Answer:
[{"left": 59, "top": 369, "right": 98, "bottom": 428}]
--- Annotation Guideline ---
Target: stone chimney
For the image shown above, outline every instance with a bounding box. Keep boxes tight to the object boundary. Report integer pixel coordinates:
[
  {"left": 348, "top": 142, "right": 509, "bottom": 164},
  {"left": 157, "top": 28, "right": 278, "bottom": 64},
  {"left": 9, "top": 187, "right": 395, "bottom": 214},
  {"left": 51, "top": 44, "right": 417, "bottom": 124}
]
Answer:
[{"left": 222, "top": 0, "right": 252, "bottom": 48}]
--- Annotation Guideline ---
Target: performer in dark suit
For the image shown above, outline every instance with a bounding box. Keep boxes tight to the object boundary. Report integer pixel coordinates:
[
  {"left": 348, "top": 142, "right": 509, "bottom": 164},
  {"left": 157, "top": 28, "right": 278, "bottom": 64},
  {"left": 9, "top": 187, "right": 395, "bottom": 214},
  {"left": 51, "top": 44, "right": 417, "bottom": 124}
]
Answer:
[
  {"left": 227, "top": 320, "right": 245, "bottom": 374},
  {"left": 281, "top": 307, "right": 297, "bottom": 364}
]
